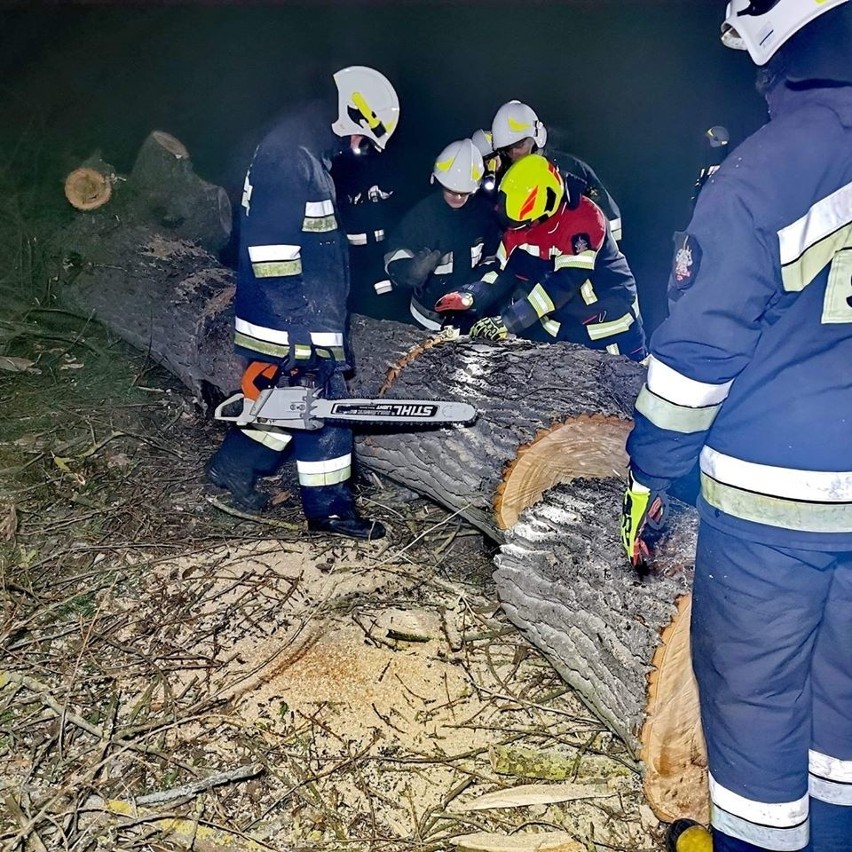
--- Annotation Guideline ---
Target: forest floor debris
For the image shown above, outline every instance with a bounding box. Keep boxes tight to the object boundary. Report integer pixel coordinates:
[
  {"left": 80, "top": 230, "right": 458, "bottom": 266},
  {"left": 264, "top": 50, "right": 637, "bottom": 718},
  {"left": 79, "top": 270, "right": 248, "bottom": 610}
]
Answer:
[{"left": 0, "top": 318, "right": 664, "bottom": 851}]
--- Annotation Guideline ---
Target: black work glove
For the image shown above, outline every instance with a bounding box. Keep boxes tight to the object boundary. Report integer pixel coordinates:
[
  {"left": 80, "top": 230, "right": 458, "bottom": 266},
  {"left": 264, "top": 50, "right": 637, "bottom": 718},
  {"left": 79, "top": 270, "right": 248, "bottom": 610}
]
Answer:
[{"left": 402, "top": 248, "right": 442, "bottom": 289}]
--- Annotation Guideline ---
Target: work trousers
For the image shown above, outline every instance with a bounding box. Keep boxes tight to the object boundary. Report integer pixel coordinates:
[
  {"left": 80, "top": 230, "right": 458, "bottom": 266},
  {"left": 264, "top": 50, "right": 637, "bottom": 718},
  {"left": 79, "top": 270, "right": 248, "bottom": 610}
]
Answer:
[
  {"left": 239, "top": 362, "right": 354, "bottom": 519},
  {"left": 691, "top": 523, "right": 852, "bottom": 851}
]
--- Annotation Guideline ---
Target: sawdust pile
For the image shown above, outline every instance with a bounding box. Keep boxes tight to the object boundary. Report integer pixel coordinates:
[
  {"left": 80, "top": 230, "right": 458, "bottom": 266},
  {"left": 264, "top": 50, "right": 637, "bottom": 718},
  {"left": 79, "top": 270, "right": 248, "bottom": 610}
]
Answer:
[{"left": 89, "top": 539, "right": 659, "bottom": 850}]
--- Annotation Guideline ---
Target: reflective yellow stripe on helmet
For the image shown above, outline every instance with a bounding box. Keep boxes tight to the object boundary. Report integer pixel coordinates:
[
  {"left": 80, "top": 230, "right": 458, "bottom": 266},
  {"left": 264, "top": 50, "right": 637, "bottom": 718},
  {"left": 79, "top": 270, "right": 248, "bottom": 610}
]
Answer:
[{"left": 352, "top": 91, "right": 381, "bottom": 129}]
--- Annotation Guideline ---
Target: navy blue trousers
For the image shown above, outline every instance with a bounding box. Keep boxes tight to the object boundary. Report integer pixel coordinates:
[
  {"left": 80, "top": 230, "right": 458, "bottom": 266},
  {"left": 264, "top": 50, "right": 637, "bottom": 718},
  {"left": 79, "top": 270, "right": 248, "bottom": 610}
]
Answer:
[
  {"left": 229, "top": 367, "right": 354, "bottom": 519},
  {"left": 691, "top": 524, "right": 852, "bottom": 851}
]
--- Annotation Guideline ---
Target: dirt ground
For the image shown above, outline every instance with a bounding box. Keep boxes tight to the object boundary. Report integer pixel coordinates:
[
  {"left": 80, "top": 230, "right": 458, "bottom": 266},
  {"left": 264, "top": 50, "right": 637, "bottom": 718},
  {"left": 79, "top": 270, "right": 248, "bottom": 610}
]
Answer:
[{"left": 0, "top": 324, "right": 665, "bottom": 851}]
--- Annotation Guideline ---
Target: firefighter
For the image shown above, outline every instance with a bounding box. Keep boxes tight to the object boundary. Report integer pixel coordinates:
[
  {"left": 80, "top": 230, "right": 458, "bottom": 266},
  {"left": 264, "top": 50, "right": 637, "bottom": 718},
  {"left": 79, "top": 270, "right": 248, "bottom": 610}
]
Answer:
[
  {"left": 205, "top": 65, "right": 400, "bottom": 540},
  {"left": 383, "top": 138, "right": 500, "bottom": 330},
  {"left": 331, "top": 145, "right": 408, "bottom": 321},
  {"left": 489, "top": 100, "right": 623, "bottom": 242},
  {"left": 435, "top": 154, "right": 646, "bottom": 360},
  {"left": 621, "top": 2, "right": 852, "bottom": 850}
]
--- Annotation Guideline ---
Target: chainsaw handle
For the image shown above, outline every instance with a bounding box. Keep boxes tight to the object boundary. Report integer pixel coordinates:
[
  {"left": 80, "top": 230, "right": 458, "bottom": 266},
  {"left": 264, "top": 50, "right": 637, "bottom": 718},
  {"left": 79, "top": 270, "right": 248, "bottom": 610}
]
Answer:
[{"left": 213, "top": 393, "right": 250, "bottom": 424}]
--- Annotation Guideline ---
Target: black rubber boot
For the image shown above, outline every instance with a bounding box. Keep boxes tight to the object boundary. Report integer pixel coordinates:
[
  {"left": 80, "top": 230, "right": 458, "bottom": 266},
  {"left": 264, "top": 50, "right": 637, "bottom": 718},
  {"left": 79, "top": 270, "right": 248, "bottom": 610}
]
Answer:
[
  {"left": 205, "top": 429, "right": 282, "bottom": 512},
  {"left": 665, "top": 819, "right": 712, "bottom": 852},
  {"left": 307, "top": 510, "right": 386, "bottom": 541}
]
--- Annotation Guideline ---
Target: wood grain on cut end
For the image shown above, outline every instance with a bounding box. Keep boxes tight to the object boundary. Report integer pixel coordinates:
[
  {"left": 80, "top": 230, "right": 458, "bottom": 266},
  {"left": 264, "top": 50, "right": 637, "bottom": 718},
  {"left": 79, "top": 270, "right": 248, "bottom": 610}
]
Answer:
[
  {"left": 495, "top": 414, "right": 631, "bottom": 530},
  {"left": 64, "top": 167, "right": 113, "bottom": 211},
  {"left": 640, "top": 593, "right": 708, "bottom": 824}
]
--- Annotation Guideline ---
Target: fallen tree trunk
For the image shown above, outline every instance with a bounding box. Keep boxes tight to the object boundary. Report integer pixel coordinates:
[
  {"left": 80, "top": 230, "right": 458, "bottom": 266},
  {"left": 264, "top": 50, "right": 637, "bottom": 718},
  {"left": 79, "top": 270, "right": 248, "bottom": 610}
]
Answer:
[
  {"left": 495, "top": 481, "right": 707, "bottom": 823},
  {"left": 359, "top": 336, "right": 643, "bottom": 539},
  {"left": 54, "top": 135, "right": 708, "bottom": 823}
]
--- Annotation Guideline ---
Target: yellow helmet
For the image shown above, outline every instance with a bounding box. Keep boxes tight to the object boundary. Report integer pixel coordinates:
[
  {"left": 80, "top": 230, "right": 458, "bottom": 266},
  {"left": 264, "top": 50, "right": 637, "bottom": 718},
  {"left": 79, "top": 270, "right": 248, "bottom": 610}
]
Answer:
[{"left": 497, "top": 154, "right": 565, "bottom": 228}]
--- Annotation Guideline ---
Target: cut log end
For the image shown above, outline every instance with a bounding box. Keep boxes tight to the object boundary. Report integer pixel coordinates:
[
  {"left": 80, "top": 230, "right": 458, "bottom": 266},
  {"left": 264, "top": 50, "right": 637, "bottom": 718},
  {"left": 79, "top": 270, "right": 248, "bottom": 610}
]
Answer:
[
  {"left": 64, "top": 167, "right": 113, "bottom": 211},
  {"left": 640, "top": 593, "right": 708, "bottom": 824},
  {"left": 495, "top": 414, "right": 631, "bottom": 530},
  {"left": 151, "top": 130, "right": 189, "bottom": 160}
]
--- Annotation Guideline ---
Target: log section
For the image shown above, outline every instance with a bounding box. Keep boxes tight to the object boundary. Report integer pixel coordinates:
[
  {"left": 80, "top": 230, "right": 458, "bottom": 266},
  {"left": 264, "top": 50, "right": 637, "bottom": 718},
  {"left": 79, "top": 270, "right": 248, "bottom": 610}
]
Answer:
[
  {"left": 494, "top": 480, "right": 707, "bottom": 822},
  {"left": 356, "top": 337, "right": 644, "bottom": 540}
]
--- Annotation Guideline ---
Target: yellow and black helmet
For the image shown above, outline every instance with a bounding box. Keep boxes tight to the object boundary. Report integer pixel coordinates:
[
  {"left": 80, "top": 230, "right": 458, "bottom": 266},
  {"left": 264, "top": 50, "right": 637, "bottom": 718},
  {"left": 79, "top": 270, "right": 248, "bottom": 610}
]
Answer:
[{"left": 497, "top": 154, "right": 565, "bottom": 229}]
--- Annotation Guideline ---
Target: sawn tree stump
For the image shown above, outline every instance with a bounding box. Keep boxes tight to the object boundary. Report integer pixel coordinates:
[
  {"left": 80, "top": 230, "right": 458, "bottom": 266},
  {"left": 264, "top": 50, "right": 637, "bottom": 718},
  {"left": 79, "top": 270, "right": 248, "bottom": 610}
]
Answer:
[
  {"left": 64, "top": 131, "right": 232, "bottom": 254},
  {"left": 54, "top": 133, "right": 709, "bottom": 823}
]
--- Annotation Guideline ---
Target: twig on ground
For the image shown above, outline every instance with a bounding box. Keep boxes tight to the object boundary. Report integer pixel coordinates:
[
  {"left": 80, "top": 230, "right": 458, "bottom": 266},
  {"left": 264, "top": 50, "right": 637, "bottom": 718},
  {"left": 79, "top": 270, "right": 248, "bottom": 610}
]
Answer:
[
  {"left": 134, "top": 763, "right": 264, "bottom": 806},
  {"left": 207, "top": 497, "right": 301, "bottom": 531}
]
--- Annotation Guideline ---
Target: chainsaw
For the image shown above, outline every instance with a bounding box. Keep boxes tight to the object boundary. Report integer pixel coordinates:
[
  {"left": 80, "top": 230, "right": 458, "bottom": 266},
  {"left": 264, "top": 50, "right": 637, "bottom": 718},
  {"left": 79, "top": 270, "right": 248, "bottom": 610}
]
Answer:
[{"left": 214, "top": 385, "right": 477, "bottom": 431}]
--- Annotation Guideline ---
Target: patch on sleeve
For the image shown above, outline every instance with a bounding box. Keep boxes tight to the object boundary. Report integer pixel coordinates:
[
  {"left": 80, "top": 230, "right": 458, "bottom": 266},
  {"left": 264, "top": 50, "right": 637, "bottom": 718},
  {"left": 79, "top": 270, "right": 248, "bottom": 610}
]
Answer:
[
  {"left": 669, "top": 231, "right": 702, "bottom": 299},
  {"left": 572, "top": 233, "right": 591, "bottom": 255}
]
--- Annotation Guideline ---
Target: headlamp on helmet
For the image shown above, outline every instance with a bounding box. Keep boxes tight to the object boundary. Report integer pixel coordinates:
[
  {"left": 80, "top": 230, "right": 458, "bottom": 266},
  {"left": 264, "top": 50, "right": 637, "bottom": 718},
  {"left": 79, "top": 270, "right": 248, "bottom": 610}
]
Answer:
[{"left": 497, "top": 154, "right": 565, "bottom": 229}]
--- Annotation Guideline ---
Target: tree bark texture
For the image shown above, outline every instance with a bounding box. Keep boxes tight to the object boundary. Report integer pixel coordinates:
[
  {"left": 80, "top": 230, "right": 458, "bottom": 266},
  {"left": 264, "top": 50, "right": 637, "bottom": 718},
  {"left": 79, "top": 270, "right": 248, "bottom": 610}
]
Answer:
[
  {"left": 357, "top": 337, "right": 645, "bottom": 539},
  {"left": 494, "top": 479, "right": 708, "bottom": 822}
]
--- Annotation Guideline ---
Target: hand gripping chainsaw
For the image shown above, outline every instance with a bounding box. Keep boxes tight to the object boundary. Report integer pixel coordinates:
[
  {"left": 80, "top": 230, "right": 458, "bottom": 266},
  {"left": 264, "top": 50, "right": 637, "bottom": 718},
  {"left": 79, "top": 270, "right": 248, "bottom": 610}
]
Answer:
[{"left": 214, "top": 385, "right": 477, "bottom": 431}]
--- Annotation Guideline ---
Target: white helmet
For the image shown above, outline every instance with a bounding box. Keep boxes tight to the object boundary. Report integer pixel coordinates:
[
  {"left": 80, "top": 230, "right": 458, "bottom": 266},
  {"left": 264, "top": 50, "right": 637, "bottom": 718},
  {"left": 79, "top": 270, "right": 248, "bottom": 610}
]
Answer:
[
  {"left": 331, "top": 66, "right": 400, "bottom": 150},
  {"left": 471, "top": 128, "right": 494, "bottom": 157},
  {"left": 490, "top": 100, "right": 547, "bottom": 151},
  {"left": 722, "top": 0, "right": 849, "bottom": 65},
  {"left": 432, "top": 139, "right": 484, "bottom": 194}
]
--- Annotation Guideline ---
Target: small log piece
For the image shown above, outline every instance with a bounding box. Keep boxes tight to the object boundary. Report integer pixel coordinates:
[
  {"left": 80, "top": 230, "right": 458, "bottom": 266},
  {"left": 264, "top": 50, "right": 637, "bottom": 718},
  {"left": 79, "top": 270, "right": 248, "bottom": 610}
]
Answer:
[{"left": 64, "top": 155, "right": 117, "bottom": 211}]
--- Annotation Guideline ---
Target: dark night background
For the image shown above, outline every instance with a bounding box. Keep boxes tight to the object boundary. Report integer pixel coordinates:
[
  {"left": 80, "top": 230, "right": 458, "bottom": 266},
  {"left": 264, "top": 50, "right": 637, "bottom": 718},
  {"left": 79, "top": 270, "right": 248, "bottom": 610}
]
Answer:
[{"left": 0, "top": 0, "right": 767, "bottom": 333}]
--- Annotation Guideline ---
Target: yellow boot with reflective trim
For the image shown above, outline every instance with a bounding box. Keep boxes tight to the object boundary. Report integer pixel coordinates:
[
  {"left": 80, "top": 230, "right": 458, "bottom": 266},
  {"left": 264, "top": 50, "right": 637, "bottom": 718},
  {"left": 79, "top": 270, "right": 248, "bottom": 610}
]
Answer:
[{"left": 665, "top": 819, "right": 712, "bottom": 852}]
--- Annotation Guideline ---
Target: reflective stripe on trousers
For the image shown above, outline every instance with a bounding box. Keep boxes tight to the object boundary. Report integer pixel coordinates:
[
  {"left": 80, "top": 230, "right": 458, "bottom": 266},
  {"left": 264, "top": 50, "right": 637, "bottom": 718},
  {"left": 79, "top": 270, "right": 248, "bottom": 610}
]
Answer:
[{"left": 239, "top": 363, "right": 355, "bottom": 518}]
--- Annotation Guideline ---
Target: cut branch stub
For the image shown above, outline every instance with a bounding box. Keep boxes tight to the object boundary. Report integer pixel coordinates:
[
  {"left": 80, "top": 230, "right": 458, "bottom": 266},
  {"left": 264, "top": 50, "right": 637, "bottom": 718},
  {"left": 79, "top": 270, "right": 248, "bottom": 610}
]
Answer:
[
  {"left": 147, "top": 129, "right": 189, "bottom": 160},
  {"left": 130, "top": 131, "right": 232, "bottom": 254}
]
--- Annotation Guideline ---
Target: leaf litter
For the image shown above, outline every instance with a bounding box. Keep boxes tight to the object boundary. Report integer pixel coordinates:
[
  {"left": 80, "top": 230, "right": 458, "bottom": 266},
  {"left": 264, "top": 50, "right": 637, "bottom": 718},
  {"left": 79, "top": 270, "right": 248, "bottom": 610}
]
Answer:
[{"left": 0, "top": 323, "right": 664, "bottom": 852}]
